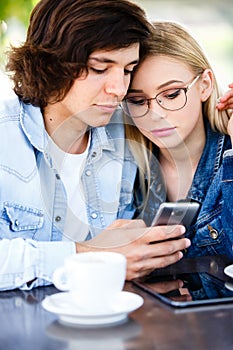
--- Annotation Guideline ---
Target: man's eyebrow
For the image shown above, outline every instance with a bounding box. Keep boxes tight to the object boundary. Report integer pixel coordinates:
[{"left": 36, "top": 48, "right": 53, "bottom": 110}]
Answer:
[{"left": 88, "top": 57, "right": 139, "bottom": 65}]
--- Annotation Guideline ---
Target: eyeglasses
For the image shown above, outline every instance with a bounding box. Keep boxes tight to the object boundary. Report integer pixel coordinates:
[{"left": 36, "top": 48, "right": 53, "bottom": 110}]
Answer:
[{"left": 121, "top": 75, "right": 200, "bottom": 118}]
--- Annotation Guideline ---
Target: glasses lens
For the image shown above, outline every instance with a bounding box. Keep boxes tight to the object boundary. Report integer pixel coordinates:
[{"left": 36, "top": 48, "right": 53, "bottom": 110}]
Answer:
[
  {"left": 156, "top": 88, "right": 186, "bottom": 111},
  {"left": 122, "top": 88, "right": 188, "bottom": 117},
  {"left": 122, "top": 95, "right": 148, "bottom": 118}
]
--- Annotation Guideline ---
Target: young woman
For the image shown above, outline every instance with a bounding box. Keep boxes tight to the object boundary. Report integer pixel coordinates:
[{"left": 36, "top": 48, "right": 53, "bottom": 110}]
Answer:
[{"left": 122, "top": 21, "right": 233, "bottom": 259}]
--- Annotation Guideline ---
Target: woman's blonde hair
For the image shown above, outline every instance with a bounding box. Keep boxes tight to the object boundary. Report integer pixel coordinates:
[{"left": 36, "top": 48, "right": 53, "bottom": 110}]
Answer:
[{"left": 125, "top": 21, "right": 231, "bottom": 210}]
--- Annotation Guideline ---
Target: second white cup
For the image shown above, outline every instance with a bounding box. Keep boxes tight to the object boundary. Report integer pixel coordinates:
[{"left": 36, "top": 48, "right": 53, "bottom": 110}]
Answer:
[{"left": 52, "top": 251, "right": 127, "bottom": 314}]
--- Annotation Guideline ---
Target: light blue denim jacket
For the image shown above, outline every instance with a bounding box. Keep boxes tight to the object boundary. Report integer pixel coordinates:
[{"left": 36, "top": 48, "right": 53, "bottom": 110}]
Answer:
[
  {"left": 143, "top": 121, "right": 233, "bottom": 259},
  {"left": 0, "top": 95, "right": 137, "bottom": 290}
]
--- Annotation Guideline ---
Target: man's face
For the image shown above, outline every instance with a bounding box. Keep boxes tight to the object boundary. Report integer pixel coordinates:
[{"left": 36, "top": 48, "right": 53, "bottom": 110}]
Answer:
[{"left": 49, "top": 44, "right": 140, "bottom": 130}]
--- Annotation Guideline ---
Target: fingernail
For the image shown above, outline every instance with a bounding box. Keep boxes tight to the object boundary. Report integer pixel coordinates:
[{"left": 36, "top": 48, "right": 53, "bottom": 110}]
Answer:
[
  {"left": 180, "top": 226, "right": 186, "bottom": 234},
  {"left": 178, "top": 251, "right": 184, "bottom": 259},
  {"left": 178, "top": 280, "right": 184, "bottom": 288},
  {"left": 185, "top": 238, "right": 191, "bottom": 247}
]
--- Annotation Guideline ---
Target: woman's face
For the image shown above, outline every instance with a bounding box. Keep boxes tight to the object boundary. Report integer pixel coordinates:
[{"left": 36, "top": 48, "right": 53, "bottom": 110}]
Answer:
[{"left": 127, "top": 55, "right": 205, "bottom": 151}]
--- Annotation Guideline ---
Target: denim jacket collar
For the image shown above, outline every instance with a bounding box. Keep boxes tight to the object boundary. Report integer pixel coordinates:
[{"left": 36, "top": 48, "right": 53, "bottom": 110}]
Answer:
[
  {"left": 188, "top": 121, "right": 226, "bottom": 203},
  {"left": 20, "top": 102, "right": 47, "bottom": 152}
]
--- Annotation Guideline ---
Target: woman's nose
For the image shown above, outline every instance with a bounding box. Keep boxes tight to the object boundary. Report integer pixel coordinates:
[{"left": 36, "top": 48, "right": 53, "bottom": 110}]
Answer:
[{"left": 148, "top": 99, "right": 167, "bottom": 119}]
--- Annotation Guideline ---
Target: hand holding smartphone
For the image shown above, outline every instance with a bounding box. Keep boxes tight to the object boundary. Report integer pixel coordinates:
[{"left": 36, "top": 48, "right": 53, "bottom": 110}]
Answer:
[{"left": 151, "top": 202, "right": 200, "bottom": 229}]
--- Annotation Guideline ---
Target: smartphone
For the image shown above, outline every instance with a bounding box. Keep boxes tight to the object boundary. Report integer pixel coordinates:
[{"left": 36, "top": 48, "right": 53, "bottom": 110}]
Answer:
[{"left": 151, "top": 202, "right": 200, "bottom": 229}]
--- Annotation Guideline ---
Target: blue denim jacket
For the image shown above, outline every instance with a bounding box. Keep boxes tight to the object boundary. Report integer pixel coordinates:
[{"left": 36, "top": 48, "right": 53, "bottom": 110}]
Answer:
[
  {"left": 143, "top": 121, "right": 233, "bottom": 259},
  {"left": 0, "top": 95, "right": 137, "bottom": 290}
]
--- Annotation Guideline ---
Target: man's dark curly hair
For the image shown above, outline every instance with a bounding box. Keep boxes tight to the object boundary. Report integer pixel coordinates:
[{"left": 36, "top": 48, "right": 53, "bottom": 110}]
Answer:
[{"left": 6, "top": 0, "right": 152, "bottom": 108}]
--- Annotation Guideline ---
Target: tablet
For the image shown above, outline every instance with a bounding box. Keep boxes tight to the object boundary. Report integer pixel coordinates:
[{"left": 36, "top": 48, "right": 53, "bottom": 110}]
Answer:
[{"left": 132, "top": 256, "right": 233, "bottom": 308}]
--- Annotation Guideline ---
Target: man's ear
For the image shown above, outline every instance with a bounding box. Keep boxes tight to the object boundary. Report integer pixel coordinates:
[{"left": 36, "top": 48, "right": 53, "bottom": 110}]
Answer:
[{"left": 200, "top": 69, "right": 214, "bottom": 102}]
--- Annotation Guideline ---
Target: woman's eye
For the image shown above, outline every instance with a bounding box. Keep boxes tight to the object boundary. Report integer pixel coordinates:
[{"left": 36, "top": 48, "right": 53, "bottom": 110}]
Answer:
[
  {"left": 127, "top": 96, "right": 147, "bottom": 105},
  {"left": 164, "top": 88, "right": 182, "bottom": 100}
]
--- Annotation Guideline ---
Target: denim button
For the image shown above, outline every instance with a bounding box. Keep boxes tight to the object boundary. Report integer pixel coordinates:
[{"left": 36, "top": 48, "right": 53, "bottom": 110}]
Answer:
[
  {"left": 91, "top": 212, "right": 98, "bottom": 219},
  {"left": 210, "top": 230, "right": 219, "bottom": 239},
  {"left": 56, "top": 174, "right": 60, "bottom": 180},
  {"left": 91, "top": 152, "right": 97, "bottom": 158},
  {"left": 85, "top": 170, "right": 91, "bottom": 176},
  {"left": 55, "top": 216, "right": 61, "bottom": 222},
  {"left": 207, "top": 225, "right": 219, "bottom": 239}
]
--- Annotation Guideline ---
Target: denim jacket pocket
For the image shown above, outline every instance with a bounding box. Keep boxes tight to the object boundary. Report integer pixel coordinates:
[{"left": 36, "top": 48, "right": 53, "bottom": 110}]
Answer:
[{"left": 1, "top": 202, "right": 44, "bottom": 237}]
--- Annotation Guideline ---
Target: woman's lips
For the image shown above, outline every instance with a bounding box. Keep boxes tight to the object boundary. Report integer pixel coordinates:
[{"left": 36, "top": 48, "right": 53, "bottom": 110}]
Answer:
[{"left": 151, "top": 127, "right": 176, "bottom": 138}]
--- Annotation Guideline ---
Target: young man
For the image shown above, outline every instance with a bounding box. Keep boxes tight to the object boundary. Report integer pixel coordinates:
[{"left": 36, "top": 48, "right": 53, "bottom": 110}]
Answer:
[{"left": 0, "top": 0, "right": 189, "bottom": 290}]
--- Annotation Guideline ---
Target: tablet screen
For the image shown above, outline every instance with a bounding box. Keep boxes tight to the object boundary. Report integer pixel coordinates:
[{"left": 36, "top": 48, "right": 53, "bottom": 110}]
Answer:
[{"left": 132, "top": 256, "right": 233, "bottom": 308}]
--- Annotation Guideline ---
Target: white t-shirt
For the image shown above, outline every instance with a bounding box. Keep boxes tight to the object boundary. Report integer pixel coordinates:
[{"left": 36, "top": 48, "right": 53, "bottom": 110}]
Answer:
[{"left": 49, "top": 134, "right": 90, "bottom": 241}]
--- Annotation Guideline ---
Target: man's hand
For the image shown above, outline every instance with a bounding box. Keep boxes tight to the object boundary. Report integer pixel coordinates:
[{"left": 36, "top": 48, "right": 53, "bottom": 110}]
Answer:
[{"left": 75, "top": 219, "right": 191, "bottom": 280}]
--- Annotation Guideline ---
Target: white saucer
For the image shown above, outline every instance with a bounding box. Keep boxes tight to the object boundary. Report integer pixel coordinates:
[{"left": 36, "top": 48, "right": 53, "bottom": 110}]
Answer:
[
  {"left": 225, "top": 282, "right": 233, "bottom": 291},
  {"left": 42, "top": 291, "right": 143, "bottom": 327},
  {"left": 224, "top": 264, "right": 233, "bottom": 279}
]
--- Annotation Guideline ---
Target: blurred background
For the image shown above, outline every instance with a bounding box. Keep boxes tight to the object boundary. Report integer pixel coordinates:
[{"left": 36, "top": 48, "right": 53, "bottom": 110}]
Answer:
[{"left": 0, "top": 0, "right": 233, "bottom": 95}]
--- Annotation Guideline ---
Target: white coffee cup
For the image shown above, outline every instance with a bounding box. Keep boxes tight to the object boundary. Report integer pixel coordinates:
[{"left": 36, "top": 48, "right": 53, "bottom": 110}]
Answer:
[{"left": 52, "top": 251, "right": 127, "bottom": 314}]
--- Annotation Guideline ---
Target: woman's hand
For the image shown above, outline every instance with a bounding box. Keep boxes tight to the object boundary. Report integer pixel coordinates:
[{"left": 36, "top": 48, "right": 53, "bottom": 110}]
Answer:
[
  {"left": 216, "top": 83, "right": 233, "bottom": 142},
  {"left": 216, "top": 83, "right": 233, "bottom": 111},
  {"left": 76, "top": 219, "right": 191, "bottom": 280}
]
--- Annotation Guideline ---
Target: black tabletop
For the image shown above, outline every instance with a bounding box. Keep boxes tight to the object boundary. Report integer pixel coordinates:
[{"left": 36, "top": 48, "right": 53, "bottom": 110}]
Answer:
[{"left": 1, "top": 256, "right": 233, "bottom": 350}]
